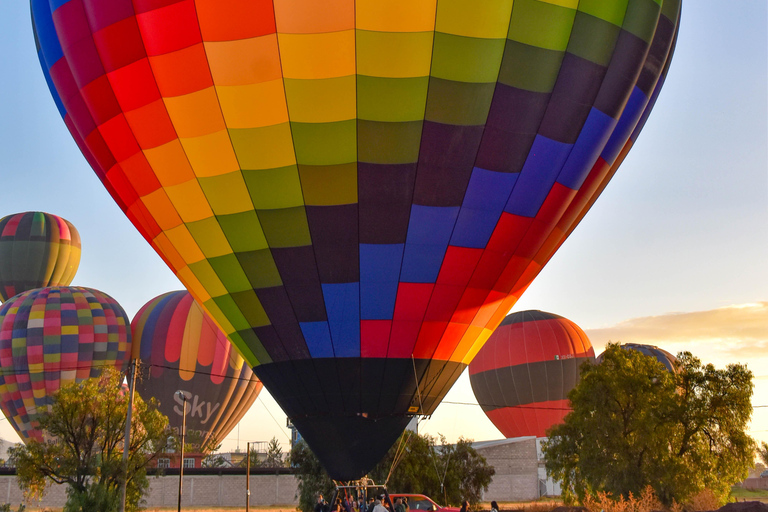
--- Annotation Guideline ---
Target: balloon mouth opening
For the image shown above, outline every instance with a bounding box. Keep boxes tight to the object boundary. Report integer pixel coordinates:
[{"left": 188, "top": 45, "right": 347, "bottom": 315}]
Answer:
[
  {"left": 291, "top": 412, "right": 418, "bottom": 420},
  {"left": 289, "top": 413, "right": 412, "bottom": 482}
]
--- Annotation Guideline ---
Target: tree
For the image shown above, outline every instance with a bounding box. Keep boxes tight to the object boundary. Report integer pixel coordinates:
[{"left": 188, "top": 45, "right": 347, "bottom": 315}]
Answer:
[
  {"left": 543, "top": 343, "right": 755, "bottom": 506},
  {"left": 369, "top": 431, "right": 440, "bottom": 499},
  {"left": 235, "top": 437, "right": 285, "bottom": 469},
  {"left": 9, "top": 367, "right": 169, "bottom": 512},
  {"left": 290, "top": 431, "right": 494, "bottom": 512},
  {"left": 201, "top": 453, "right": 228, "bottom": 468},
  {"left": 757, "top": 441, "right": 768, "bottom": 467},
  {"left": 437, "top": 438, "right": 495, "bottom": 506},
  {"left": 290, "top": 439, "right": 334, "bottom": 512},
  {"left": 263, "top": 437, "right": 285, "bottom": 468}
]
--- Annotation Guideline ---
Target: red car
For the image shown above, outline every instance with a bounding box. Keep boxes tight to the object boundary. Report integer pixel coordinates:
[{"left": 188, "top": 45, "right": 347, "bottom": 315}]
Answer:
[{"left": 389, "top": 494, "right": 460, "bottom": 512}]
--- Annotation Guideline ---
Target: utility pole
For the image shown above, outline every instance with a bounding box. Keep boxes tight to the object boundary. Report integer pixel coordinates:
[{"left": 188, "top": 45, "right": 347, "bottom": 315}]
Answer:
[
  {"left": 119, "top": 358, "right": 138, "bottom": 512},
  {"left": 246, "top": 441, "right": 251, "bottom": 512},
  {"left": 175, "top": 391, "right": 188, "bottom": 512}
]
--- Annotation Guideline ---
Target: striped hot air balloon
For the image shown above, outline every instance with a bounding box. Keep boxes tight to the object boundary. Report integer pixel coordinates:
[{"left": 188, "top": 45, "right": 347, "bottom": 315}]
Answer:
[
  {"left": 469, "top": 310, "right": 595, "bottom": 438},
  {"left": 32, "top": 0, "right": 681, "bottom": 479},
  {"left": 0, "top": 212, "right": 81, "bottom": 302},
  {"left": 0, "top": 287, "right": 130, "bottom": 443},
  {"left": 131, "top": 291, "right": 262, "bottom": 452}
]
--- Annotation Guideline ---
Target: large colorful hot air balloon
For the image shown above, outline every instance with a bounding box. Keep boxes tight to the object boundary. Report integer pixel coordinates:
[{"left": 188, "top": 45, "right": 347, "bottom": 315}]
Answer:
[
  {"left": 0, "top": 287, "right": 130, "bottom": 443},
  {"left": 597, "top": 343, "right": 677, "bottom": 372},
  {"left": 31, "top": 0, "right": 681, "bottom": 479},
  {"left": 0, "top": 212, "right": 81, "bottom": 302},
  {"left": 469, "top": 310, "right": 595, "bottom": 439},
  {"left": 131, "top": 291, "right": 263, "bottom": 452}
]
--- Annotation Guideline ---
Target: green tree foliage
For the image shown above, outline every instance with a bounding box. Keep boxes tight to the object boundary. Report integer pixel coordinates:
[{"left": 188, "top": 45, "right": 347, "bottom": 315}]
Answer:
[
  {"left": 369, "top": 431, "right": 438, "bottom": 498},
  {"left": 290, "top": 431, "right": 494, "bottom": 512},
  {"left": 168, "top": 429, "right": 220, "bottom": 455},
  {"left": 263, "top": 437, "right": 285, "bottom": 468},
  {"left": 236, "top": 436, "right": 286, "bottom": 469},
  {"left": 543, "top": 343, "right": 755, "bottom": 506},
  {"left": 757, "top": 441, "right": 768, "bottom": 467},
  {"left": 9, "top": 367, "right": 169, "bottom": 512},
  {"left": 437, "top": 438, "right": 495, "bottom": 506},
  {"left": 201, "top": 453, "right": 228, "bottom": 468},
  {"left": 289, "top": 439, "right": 334, "bottom": 512}
]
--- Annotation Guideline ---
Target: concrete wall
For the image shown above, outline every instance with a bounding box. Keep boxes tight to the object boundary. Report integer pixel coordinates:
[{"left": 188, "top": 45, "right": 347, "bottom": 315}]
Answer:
[
  {"left": 0, "top": 437, "right": 549, "bottom": 507},
  {"left": 473, "top": 438, "right": 540, "bottom": 502},
  {"left": 743, "top": 478, "right": 768, "bottom": 490},
  {"left": 0, "top": 473, "right": 299, "bottom": 509}
]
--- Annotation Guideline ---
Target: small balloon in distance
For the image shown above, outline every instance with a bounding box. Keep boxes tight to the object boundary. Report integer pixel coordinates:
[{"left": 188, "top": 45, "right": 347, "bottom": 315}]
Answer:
[
  {"left": 131, "top": 291, "right": 263, "bottom": 453},
  {"left": 0, "top": 287, "right": 130, "bottom": 443},
  {"left": 0, "top": 212, "right": 81, "bottom": 302}
]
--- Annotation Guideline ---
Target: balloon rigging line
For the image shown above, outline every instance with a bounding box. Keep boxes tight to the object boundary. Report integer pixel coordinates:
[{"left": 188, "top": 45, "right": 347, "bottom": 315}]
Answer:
[
  {"left": 257, "top": 396, "right": 292, "bottom": 442},
  {"left": 385, "top": 429, "right": 412, "bottom": 485},
  {"left": 442, "top": 400, "right": 574, "bottom": 411},
  {"left": 411, "top": 355, "right": 425, "bottom": 416},
  {"left": 3, "top": 364, "right": 768, "bottom": 412}
]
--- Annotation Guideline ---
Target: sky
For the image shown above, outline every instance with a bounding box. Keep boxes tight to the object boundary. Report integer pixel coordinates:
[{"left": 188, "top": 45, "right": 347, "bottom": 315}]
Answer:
[{"left": 0, "top": 2, "right": 766, "bottom": 454}]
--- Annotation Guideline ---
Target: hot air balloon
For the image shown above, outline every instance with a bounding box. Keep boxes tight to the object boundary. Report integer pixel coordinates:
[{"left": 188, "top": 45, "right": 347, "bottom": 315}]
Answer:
[
  {"left": 469, "top": 310, "right": 594, "bottom": 439},
  {"left": 131, "top": 291, "right": 263, "bottom": 452},
  {"left": 597, "top": 343, "right": 677, "bottom": 372},
  {"left": 0, "top": 212, "right": 81, "bottom": 302},
  {"left": 0, "top": 287, "right": 130, "bottom": 443},
  {"left": 31, "top": 0, "right": 681, "bottom": 480}
]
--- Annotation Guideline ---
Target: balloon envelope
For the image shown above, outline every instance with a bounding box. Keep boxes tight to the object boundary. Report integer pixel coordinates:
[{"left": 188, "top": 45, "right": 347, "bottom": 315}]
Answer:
[
  {"left": 131, "top": 291, "right": 263, "bottom": 452},
  {"left": 0, "top": 212, "right": 81, "bottom": 302},
  {"left": 469, "top": 310, "right": 595, "bottom": 438},
  {"left": 0, "top": 287, "right": 131, "bottom": 443},
  {"left": 597, "top": 343, "right": 678, "bottom": 372},
  {"left": 32, "top": 0, "right": 681, "bottom": 479}
]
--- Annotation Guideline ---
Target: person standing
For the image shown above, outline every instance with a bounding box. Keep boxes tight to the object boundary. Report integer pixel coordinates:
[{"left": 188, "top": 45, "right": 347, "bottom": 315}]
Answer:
[
  {"left": 372, "top": 499, "right": 388, "bottom": 512},
  {"left": 315, "top": 494, "right": 327, "bottom": 512}
]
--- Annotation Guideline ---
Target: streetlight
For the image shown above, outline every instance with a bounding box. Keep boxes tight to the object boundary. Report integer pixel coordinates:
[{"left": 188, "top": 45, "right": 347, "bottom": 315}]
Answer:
[{"left": 175, "top": 390, "right": 188, "bottom": 512}]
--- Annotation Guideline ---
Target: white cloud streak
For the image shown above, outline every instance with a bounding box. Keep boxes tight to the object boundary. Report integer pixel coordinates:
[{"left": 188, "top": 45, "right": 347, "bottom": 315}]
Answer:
[{"left": 585, "top": 302, "right": 768, "bottom": 361}]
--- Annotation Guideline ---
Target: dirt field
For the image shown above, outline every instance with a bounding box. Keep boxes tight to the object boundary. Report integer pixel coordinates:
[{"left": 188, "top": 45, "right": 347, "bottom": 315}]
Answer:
[
  {"left": 17, "top": 504, "right": 557, "bottom": 512},
  {"left": 18, "top": 508, "right": 299, "bottom": 512}
]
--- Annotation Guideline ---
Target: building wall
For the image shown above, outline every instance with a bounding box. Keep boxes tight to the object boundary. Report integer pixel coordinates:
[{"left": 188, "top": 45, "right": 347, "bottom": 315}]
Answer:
[
  {"left": 0, "top": 437, "right": 549, "bottom": 507},
  {"left": 0, "top": 473, "right": 299, "bottom": 509},
  {"left": 743, "top": 478, "right": 768, "bottom": 491},
  {"left": 473, "top": 438, "right": 540, "bottom": 502}
]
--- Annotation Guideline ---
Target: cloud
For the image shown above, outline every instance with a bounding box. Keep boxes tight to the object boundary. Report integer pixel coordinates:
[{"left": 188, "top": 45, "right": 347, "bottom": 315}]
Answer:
[{"left": 585, "top": 302, "right": 768, "bottom": 360}]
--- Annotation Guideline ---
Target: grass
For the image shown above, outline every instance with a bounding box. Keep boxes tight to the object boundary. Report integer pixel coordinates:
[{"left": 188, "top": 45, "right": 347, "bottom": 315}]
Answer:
[{"left": 731, "top": 487, "right": 768, "bottom": 502}]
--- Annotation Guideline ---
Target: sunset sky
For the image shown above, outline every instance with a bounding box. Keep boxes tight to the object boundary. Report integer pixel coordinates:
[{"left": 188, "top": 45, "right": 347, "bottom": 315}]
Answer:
[{"left": 0, "top": 1, "right": 765, "bottom": 453}]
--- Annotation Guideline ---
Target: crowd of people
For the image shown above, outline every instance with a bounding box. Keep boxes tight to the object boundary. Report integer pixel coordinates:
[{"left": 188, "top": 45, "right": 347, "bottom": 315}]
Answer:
[
  {"left": 314, "top": 492, "right": 407, "bottom": 512},
  {"left": 314, "top": 492, "right": 500, "bottom": 512}
]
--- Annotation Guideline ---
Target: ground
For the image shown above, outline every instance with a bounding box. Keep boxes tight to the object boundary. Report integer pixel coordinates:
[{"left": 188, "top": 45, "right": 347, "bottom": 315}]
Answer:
[{"left": 730, "top": 488, "right": 768, "bottom": 503}]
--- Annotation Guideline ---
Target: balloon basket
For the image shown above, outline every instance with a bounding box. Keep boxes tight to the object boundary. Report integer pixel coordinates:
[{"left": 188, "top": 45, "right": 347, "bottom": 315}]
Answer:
[{"left": 329, "top": 479, "right": 394, "bottom": 512}]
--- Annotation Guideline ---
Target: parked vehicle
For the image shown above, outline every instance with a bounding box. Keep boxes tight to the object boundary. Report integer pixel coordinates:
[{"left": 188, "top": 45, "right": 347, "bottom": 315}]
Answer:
[{"left": 389, "top": 494, "right": 460, "bottom": 512}]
